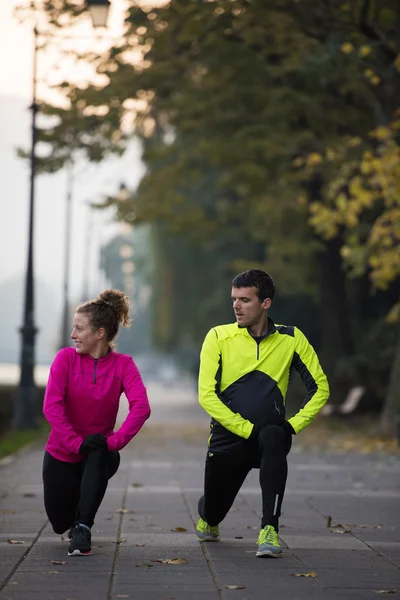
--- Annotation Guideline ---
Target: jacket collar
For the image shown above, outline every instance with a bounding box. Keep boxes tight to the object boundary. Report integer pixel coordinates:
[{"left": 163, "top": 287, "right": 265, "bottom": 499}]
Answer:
[
  {"left": 83, "top": 347, "right": 114, "bottom": 362},
  {"left": 236, "top": 316, "right": 276, "bottom": 338}
]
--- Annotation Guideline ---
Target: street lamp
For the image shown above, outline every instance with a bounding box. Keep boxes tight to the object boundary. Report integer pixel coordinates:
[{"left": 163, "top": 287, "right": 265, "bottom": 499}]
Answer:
[
  {"left": 13, "top": 1, "right": 111, "bottom": 429},
  {"left": 12, "top": 26, "right": 39, "bottom": 429},
  {"left": 59, "top": 162, "right": 74, "bottom": 350},
  {"left": 87, "top": 0, "right": 111, "bottom": 28}
]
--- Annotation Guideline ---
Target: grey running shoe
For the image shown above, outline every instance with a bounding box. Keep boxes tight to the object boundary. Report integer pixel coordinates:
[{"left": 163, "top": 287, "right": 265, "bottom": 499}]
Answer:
[{"left": 68, "top": 525, "right": 93, "bottom": 556}]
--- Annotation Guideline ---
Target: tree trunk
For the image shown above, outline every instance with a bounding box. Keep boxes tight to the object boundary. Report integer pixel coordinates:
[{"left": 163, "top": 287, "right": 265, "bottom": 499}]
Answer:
[
  {"left": 316, "top": 236, "right": 354, "bottom": 405},
  {"left": 380, "top": 324, "right": 400, "bottom": 436}
]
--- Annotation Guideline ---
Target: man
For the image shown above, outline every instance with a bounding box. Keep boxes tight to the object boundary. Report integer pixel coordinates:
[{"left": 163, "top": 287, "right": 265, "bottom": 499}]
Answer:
[{"left": 196, "top": 269, "right": 329, "bottom": 557}]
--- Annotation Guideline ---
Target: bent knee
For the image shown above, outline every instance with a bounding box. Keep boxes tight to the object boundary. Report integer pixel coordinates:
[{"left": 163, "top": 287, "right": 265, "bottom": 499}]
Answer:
[
  {"left": 258, "top": 424, "right": 285, "bottom": 447},
  {"left": 86, "top": 447, "right": 108, "bottom": 461}
]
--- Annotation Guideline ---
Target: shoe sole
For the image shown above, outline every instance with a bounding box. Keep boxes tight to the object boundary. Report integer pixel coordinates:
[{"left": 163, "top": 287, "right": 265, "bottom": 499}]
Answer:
[
  {"left": 67, "top": 549, "right": 93, "bottom": 556},
  {"left": 256, "top": 549, "right": 281, "bottom": 557},
  {"left": 196, "top": 535, "right": 220, "bottom": 542}
]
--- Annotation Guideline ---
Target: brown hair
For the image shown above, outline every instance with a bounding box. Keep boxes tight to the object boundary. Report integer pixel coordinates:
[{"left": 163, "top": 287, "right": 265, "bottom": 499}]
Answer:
[{"left": 77, "top": 289, "right": 131, "bottom": 343}]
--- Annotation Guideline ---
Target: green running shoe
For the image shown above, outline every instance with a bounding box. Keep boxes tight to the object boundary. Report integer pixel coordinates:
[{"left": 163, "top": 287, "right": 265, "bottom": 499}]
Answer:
[
  {"left": 256, "top": 525, "right": 281, "bottom": 557},
  {"left": 196, "top": 517, "right": 220, "bottom": 542}
]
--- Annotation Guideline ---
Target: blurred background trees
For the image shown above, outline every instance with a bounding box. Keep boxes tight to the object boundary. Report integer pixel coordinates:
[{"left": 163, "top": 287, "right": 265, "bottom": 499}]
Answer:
[{"left": 30, "top": 0, "right": 400, "bottom": 432}]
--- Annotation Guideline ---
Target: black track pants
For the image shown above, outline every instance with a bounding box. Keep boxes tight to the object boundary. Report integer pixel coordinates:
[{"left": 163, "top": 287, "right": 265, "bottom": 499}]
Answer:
[
  {"left": 198, "top": 424, "right": 291, "bottom": 532},
  {"left": 43, "top": 449, "right": 120, "bottom": 534}
]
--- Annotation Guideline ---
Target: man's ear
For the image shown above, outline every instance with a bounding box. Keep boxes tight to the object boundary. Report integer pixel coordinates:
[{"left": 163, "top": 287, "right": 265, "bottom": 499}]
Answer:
[{"left": 262, "top": 298, "right": 272, "bottom": 310}]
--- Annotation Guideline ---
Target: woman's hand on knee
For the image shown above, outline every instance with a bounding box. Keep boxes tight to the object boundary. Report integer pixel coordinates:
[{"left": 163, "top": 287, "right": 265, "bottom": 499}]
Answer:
[{"left": 79, "top": 434, "right": 108, "bottom": 454}]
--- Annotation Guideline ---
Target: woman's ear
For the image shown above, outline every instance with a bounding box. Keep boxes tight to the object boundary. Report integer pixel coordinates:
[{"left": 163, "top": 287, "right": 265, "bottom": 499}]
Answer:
[{"left": 97, "top": 327, "right": 106, "bottom": 341}]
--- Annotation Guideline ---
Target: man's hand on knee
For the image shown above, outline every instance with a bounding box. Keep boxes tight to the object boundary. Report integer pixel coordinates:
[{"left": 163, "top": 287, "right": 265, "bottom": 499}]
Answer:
[
  {"left": 279, "top": 420, "right": 296, "bottom": 435},
  {"left": 249, "top": 419, "right": 295, "bottom": 440}
]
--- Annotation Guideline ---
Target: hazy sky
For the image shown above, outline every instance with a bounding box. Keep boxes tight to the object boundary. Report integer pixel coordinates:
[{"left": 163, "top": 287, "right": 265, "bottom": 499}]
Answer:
[{"left": 0, "top": 1, "right": 146, "bottom": 360}]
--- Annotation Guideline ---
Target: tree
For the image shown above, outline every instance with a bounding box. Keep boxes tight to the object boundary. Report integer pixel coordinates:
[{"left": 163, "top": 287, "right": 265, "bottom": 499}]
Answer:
[{"left": 28, "top": 0, "right": 400, "bottom": 411}]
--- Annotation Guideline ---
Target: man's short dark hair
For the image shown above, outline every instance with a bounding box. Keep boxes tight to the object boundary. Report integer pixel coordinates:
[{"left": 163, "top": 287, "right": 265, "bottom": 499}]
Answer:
[{"left": 232, "top": 269, "right": 275, "bottom": 302}]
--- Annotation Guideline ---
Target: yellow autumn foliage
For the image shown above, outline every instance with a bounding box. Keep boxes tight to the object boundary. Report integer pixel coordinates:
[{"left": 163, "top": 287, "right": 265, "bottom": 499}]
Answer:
[
  {"left": 340, "top": 42, "right": 353, "bottom": 54},
  {"left": 308, "top": 117, "right": 400, "bottom": 295}
]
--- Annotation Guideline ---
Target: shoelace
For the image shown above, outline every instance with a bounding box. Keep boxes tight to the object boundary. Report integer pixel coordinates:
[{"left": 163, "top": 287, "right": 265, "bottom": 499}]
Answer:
[
  {"left": 261, "top": 527, "right": 276, "bottom": 544},
  {"left": 72, "top": 526, "right": 90, "bottom": 544}
]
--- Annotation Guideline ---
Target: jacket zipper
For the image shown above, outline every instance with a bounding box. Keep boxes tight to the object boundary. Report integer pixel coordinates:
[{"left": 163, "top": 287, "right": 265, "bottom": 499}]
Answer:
[
  {"left": 93, "top": 359, "right": 98, "bottom": 384},
  {"left": 253, "top": 329, "right": 275, "bottom": 360}
]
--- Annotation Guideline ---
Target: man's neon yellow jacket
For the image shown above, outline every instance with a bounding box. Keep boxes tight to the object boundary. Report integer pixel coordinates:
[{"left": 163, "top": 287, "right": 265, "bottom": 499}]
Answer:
[{"left": 198, "top": 318, "right": 329, "bottom": 453}]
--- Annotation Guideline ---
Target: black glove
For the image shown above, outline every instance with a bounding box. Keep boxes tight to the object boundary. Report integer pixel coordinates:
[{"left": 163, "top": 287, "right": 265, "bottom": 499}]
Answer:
[
  {"left": 280, "top": 420, "right": 296, "bottom": 435},
  {"left": 249, "top": 419, "right": 296, "bottom": 440},
  {"left": 249, "top": 421, "right": 266, "bottom": 440},
  {"left": 79, "top": 433, "right": 108, "bottom": 454}
]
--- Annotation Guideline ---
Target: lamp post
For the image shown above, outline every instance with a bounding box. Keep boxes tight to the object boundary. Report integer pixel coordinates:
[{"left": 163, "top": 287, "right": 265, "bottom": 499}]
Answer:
[
  {"left": 80, "top": 200, "right": 94, "bottom": 302},
  {"left": 59, "top": 162, "right": 74, "bottom": 349},
  {"left": 13, "top": 1, "right": 111, "bottom": 429},
  {"left": 12, "top": 26, "right": 39, "bottom": 429},
  {"left": 87, "top": 0, "right": 111, "bottom": 28}
]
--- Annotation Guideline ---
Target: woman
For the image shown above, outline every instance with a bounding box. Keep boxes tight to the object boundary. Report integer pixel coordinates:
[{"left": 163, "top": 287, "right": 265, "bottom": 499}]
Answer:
[{"left": 42, "top": 289, "right": 151, "bottom": 556}]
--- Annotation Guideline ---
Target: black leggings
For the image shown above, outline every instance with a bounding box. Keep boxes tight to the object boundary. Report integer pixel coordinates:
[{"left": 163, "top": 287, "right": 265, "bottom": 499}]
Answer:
[
  {"left": 43, "top": 449, "right": 120, "bottom": 534},
  {"left": 198, "top": 424, "right": 292, "bottom": 532}
]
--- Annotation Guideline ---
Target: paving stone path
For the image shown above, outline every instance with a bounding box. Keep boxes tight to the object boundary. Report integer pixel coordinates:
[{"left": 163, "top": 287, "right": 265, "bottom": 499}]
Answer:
[{"left": 1, "top": 382, "right": 399, "bottom": 599}]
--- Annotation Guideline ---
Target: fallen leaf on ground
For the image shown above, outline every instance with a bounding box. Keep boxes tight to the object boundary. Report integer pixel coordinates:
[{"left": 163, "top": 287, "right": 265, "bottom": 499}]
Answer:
[
  {"left": 292, "top": 572, "right": 317, "bottom": 578},
  {"left": 135, "top": 563, "right": 153, "bottom": 568},
  {"left": 23, "top": 493, "right": 35, "bottom": 498},
  {"left": 171, "top": 527, "right": 187, "bottom": 532},
  {"left": 225, "top": 584, "right": 246, "bottom": 590},
  {"left": 234, "top": 536, "right": 243, "bottom": 539},
  {"left": 51, "top": 560, "right": 67, "bottom": 565},
  {"left": 7, "top": 539, "right": 25, "bottom": 544},
  {"left": 331, "top": 528, "right": 351, "bottom": 534},
  {"left": 246, "top": 526, "right": 257, "bottom": 530},
  {"left": 376, "top": 591, "right": 396, "bottom": 595},
  {"left": 135, "top": 543, "right": 145, "bottom": 547},
  {"left": 116, "top": 508, "right": 135, "bottom": 514},
  {"left": 41, "top": 570, "right": 59, "bottom": 574},
  {"left": 131, "top": 482, "right": 143, "bottom": 488},
  {"left": 331, "top": 523, "right": 352, "bottom": 533},
  {"left": 153, "top": 558, "right": 188, "bottom": 565},
  {"left": 112, "top": 538, "right": 127, "bottom": 544},
  {"left": 326, "top": 515, "right": 332, "bottom": 528}
]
